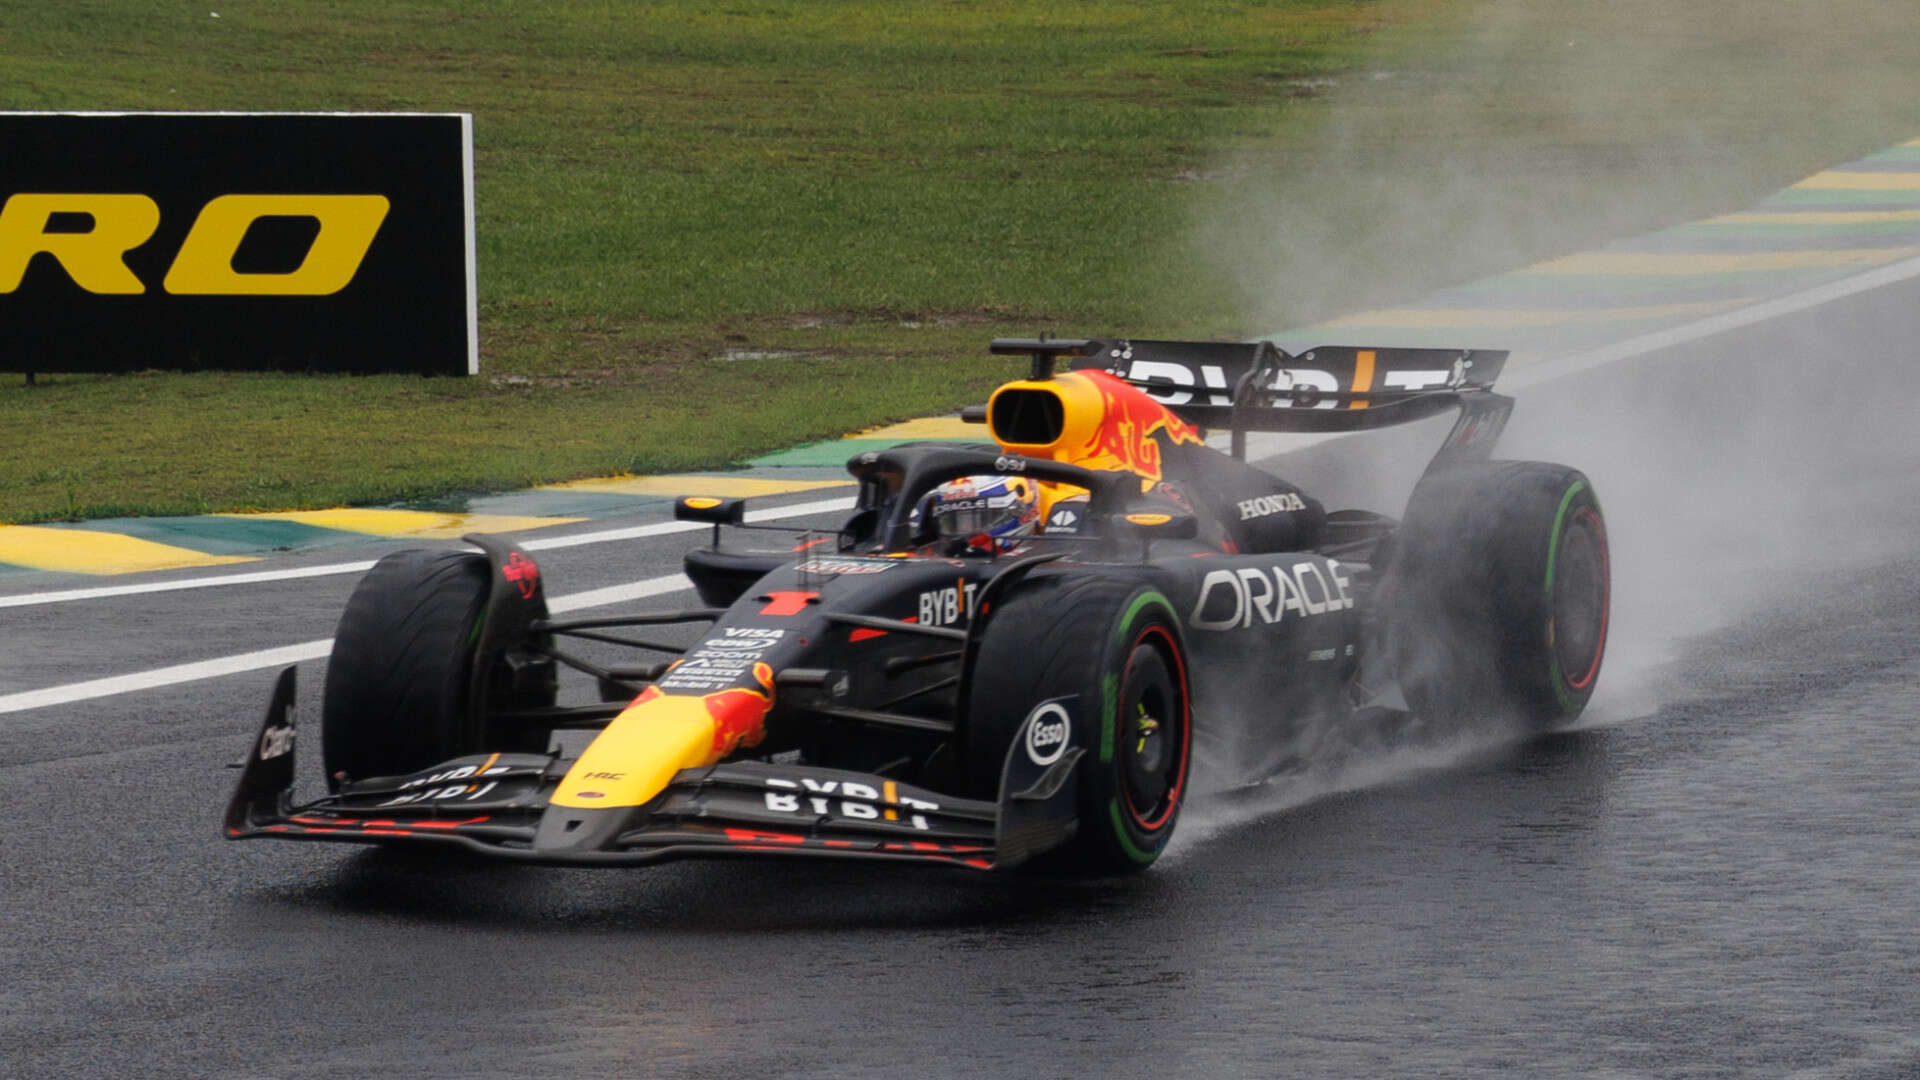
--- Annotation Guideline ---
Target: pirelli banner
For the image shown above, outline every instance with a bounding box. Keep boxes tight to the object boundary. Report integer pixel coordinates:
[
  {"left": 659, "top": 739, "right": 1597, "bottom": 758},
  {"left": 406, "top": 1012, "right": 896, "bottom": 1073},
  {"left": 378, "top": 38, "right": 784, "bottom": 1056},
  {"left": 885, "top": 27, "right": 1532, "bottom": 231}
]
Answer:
[{"left": 0, "top": 112, "right": 476, "bottom": 375}]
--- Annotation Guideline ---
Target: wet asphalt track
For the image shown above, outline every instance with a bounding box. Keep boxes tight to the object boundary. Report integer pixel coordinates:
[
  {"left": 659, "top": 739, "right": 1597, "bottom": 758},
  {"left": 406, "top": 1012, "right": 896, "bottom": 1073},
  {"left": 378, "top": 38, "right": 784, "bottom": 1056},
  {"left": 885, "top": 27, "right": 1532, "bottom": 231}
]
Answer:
[{"left": 5, "top": 281, "right": 1920, "bottom": 1079}]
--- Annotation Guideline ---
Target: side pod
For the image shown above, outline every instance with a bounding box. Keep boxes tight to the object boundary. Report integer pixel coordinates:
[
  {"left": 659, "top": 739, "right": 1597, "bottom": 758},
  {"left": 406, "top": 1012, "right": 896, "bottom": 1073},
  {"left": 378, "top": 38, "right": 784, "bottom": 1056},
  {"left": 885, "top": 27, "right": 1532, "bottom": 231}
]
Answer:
[{"left": 223, "top": 666, "right": 298, "bottom": 838}]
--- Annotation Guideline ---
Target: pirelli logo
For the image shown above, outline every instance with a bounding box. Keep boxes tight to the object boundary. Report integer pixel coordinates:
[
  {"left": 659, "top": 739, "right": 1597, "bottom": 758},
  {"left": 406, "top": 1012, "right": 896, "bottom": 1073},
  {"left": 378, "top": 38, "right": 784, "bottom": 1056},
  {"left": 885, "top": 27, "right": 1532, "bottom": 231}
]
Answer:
[
  {"left": 0, "top": 193, "right": 390, "bottom": 296},
  {"left": 0, "top": 112, "right": 476, "bottom": 375}
]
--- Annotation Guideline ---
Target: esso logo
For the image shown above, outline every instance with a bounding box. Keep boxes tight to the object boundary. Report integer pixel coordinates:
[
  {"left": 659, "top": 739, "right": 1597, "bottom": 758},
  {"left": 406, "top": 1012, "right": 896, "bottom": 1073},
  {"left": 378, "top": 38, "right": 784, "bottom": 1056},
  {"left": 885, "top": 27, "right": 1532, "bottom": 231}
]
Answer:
[{"left": 1024, "top": 702, "right": 1071, "bottom": 766}]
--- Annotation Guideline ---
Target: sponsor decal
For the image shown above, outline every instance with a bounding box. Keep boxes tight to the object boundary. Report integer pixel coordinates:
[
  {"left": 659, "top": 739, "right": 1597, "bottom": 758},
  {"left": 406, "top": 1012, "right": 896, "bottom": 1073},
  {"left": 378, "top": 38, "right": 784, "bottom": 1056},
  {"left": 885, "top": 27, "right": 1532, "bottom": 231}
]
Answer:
[
  {"left": 1024, "top": 701, "right": 1072, "bottom": 767},
  {"left": 932, "top": 495, "right": 990, "bottom": 519},
  {"left": 1125, "top": 512, "right": 1173, "bottom": 527},
  {"left": 375, "top": 761, "right": 512, "bottom": 807},
  {"left": 683, "top": 496, "right": 723, "bottom": 510},
  {"left": 0, "top": 193, "right": 390, "bottom": 296},
  {"left": 1188, "top": 560, "right": 1356, "bottom": 631},
  {"left": 659, "top": 641, "right": 775, "bottom": 691},
  {"left": 994, "top": 455, "right": 1027, "bottom": 473},
  {"left": 394, "top": 763, "right": 508, "bottom": 789},
  {"left": 1046, "top": 501, "right": 1085, "bottom": 533},
  {"left": 0, "top": 112, "right": 475, "bottom": 375},
  {"left": 377, "top": 782, "right": 503, "bottom": 807},
  {"left": 758, "top": 591, "right": 819, "bottom": 616},
  {"left": 1236, "top": 492, "right": 1306, "bottom": 520},
  {"left": 706, "top": 665, "right": 777, "bottom": 756},
  {"left": 666, "top": 629, "right": 788, "bottom": 690},
  {"left": 1106, "top": 345, "right": 1233, "bottom": 407},
  {"left": 501, "top": 551, "right": 540, "bottom": 600},
  {"left": 1116, "top": 354, "right": 1464, "bottom": 410},
  {"left": 917, "top": 581, "right": 979, "bottom": 627},
  {"left": 1078, "top": 370, "right": 1205, "bottom": 481},
  {"left": 631, "top": 662, "right": 778, "bottom": 757},
  {"left": 257, "top": 722, "right": 295, "bottom": 761},
  {"left": 800, "top": 557, "right": 898, "bottom": 576},
  {"left": 1450, "top": 407, "right": 1508, "bottom": 451},
  {"left": 761, "top": 775, "right": 941, "bottom": 831}
]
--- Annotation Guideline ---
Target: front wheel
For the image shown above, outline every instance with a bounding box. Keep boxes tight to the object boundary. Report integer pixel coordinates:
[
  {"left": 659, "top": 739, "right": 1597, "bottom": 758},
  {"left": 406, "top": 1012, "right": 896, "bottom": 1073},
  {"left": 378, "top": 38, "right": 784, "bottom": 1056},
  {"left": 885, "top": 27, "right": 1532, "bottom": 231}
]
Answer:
[
  {"left": 321, "top": 549, "right": 516, "bottom": 790},
  {"left": 965, "top": 577, "right": 1194, "bottom": 873},
  {"left": 1384, "top": 461, "right": 1610, "bottom": 726}
]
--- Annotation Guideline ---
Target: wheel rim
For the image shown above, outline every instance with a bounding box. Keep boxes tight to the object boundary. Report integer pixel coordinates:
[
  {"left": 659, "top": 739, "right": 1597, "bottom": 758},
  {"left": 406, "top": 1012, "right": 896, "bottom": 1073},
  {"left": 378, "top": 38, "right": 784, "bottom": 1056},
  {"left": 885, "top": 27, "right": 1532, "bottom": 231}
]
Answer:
[
  {"left": 1118, "top": 626, "right": 1189, "bottom": 832},
  {"left": 1551, "top": 506, "right": 1609, "bottom": 690}
]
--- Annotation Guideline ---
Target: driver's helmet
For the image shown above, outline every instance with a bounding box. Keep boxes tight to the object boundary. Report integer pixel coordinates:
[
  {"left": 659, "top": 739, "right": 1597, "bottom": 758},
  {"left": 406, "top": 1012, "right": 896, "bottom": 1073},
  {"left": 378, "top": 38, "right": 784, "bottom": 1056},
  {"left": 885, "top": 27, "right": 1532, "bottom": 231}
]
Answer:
[{"left": 916, "top": 474, "right": 1040, "bottom": 553}]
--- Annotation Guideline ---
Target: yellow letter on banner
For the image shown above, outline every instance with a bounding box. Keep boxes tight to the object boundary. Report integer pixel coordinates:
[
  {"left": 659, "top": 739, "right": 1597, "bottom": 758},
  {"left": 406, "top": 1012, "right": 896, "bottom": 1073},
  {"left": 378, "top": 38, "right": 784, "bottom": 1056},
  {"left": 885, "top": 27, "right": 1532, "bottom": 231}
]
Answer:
[
  {"left": 0, "top": 193, "right": 161, "bottom": 294},
  {"left": 162, "top": 194, "right": 390, "bottom": 296}
]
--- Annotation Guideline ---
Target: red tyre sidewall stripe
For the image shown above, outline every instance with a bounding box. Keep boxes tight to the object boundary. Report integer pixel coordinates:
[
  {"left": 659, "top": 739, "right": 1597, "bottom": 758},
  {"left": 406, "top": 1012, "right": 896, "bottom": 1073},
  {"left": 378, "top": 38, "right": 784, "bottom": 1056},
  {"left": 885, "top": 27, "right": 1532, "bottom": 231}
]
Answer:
[
  {"left": 1122, "top": 623, "right": 1191, "bottom": 833},
  {"left": 1564, "top": 505, "right": 1609, "bottom": 691}
]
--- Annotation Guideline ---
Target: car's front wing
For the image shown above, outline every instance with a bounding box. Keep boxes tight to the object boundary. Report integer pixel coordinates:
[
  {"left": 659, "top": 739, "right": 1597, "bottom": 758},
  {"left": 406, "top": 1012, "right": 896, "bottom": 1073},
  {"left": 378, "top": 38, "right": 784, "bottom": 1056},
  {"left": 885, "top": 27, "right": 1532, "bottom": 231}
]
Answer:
[{"left": 224, "top": 668, "right": 1080, "bottom": 871}]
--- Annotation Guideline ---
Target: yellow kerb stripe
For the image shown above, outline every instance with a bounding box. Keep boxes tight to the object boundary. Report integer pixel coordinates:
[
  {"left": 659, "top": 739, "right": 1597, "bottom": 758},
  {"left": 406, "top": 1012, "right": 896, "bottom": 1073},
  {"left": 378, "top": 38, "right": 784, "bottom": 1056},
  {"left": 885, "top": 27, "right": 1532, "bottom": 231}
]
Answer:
[
  {"left": 0, "top": 526, "right": 256, "bottom": 575},
  {"left": 538, "top": 475, "right": 852, "bottom": 498},
  {"left": 848, "top": 417, "right": 981, "bottom": 440},
  {"left": 1526, "top": 249, "right": 1920, "bottom": 275},
  {"left": 1319, "top": 299, "right": 1750, "bottom": 329},
  {"left": 218, "top": 509, "right": 583, "bottom": 538},
  {"left": 1791, "top": 171, "right": 1920, "bottom": 191},
  {"left": 1702, "top": 210, "right": 1920, "bottom": 225}
]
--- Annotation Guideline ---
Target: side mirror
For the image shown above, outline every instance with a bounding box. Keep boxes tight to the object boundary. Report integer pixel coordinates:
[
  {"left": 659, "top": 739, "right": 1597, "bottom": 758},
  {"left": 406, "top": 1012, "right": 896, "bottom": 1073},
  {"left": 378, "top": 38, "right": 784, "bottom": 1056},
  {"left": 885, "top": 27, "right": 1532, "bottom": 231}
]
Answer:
[
  {"left": 673, "top": 496, "right": 747, "bottom": 525},
  {"left": 1109, "top": 510, "right": 1199, "bottom": 541}
]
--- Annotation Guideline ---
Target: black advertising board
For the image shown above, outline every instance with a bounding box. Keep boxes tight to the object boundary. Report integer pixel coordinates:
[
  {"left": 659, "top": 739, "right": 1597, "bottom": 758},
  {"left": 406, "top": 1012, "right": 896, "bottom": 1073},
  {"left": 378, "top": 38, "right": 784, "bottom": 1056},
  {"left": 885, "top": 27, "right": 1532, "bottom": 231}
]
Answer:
[{"left": 0, "top": 112, "right": 476, "bottom": 375}]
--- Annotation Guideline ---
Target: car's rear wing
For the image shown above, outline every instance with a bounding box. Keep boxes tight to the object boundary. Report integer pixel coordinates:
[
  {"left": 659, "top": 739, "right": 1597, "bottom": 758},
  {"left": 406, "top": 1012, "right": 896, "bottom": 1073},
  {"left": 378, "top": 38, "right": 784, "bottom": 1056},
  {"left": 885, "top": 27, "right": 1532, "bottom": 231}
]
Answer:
[
  {"left": 986, "top": 337, "right": 1513, "bottom": 468},
  {"left": 1071, "top": 337, "right": 1504, "bottom": 425}
]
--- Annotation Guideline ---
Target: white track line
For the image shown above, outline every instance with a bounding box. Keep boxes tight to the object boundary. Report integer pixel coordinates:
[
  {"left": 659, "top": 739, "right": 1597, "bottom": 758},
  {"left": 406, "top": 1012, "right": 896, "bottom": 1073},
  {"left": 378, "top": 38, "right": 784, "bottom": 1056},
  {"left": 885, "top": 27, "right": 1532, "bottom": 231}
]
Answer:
[
  {"left": 0, "top": 572, "right": 697, "bottom": 715},
  {"left": 0, "top": 495, "right": 853, "bottom": 610},
  {"left": 1503, "top": 252, "right": 1920, "bottom": 390}
]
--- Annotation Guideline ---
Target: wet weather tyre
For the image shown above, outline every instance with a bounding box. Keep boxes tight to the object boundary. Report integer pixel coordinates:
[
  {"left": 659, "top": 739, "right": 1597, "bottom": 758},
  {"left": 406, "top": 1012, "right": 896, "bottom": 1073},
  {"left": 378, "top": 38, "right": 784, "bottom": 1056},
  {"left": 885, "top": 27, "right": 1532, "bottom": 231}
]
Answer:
[
  {"left": 966, "top": 577, "right": 1193, "bottom": 874},
  {"left": 1384, "top": 461, "right": 1609, "bottom": 727},
  {"left": 321, "top": 549, "right": 493, "bottom": 791}
]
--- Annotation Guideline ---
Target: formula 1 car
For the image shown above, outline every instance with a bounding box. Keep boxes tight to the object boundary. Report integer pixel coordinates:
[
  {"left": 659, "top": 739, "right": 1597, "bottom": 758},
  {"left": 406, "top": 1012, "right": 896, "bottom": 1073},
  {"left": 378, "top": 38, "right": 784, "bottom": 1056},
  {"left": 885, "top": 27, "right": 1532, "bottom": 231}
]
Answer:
[{"left": 225, "top": 337, "right": 1609, "bottom": 873}]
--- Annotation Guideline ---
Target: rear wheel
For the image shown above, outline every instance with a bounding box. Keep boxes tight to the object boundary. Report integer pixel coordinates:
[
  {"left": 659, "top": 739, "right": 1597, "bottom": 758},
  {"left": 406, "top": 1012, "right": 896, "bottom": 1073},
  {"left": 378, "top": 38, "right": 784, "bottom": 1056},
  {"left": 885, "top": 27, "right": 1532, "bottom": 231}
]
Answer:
[
  {"left": 321, "top": 550, "right": 499, "bottom": 790},
  {"left": 1384, "top": 461, "right": 1610, "bottom": 726},
  {"left": 966, "top": 577, "right": 1193, "bottom": 873}
]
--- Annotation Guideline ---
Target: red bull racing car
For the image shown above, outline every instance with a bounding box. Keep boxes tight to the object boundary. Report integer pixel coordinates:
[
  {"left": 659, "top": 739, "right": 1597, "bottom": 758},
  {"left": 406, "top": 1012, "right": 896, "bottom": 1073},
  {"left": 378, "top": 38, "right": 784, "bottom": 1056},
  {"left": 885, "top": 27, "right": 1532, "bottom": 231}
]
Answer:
[{"left": 225, "top": 337, "right": 1610, "bottom": 873}]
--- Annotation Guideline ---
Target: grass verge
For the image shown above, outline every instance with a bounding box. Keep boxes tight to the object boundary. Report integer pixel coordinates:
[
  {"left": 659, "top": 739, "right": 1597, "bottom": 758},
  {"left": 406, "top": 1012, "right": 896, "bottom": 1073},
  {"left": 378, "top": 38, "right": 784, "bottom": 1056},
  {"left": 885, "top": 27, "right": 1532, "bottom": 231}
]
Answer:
[{"left": 2, "top": 0, "right": 1916, "bottom": 522}]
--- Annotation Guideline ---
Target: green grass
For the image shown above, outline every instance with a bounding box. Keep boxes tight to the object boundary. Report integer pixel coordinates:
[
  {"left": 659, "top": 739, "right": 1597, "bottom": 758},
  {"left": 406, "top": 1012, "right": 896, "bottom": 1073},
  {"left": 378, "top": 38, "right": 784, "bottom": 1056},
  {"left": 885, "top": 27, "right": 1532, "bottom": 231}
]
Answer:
[{"left": 3, "top": 0, "right": 1918, "bottom": 522}]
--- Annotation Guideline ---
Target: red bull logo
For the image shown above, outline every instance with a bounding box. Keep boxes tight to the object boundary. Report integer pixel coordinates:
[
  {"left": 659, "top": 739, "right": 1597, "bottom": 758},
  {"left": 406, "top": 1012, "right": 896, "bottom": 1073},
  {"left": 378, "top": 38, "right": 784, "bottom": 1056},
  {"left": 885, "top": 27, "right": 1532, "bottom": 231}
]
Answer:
[
  {"left": 702, "top": 662, "right": 775, "bottom": 756},
  {"left": 502, "top": 551, "right": 540, "bottom": 600},
  {"left": 626, "top": 663, "right": 775, "bottom": 759},
  {"left": 553, "top": 662, "right": 777, "bottom": 810},
  {"left": 1074, "top": 369, "right": 1205, "bottom": 482}
]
